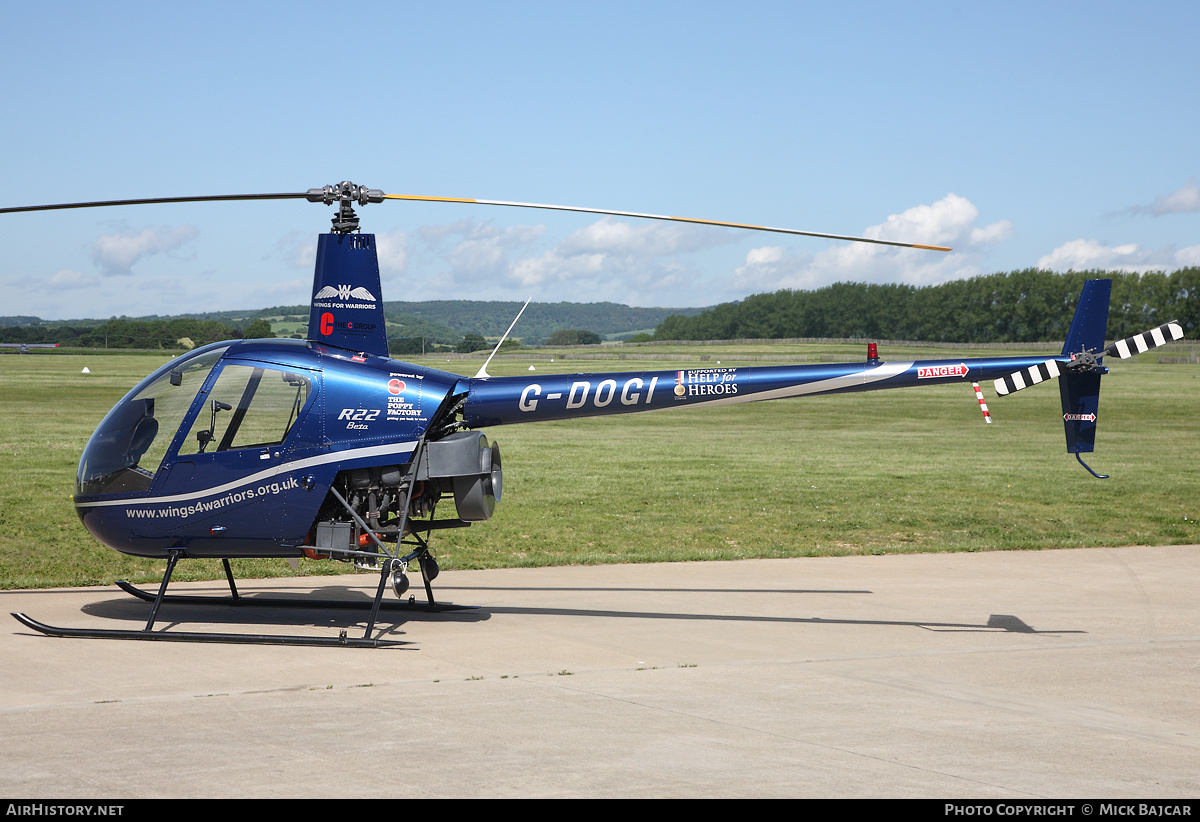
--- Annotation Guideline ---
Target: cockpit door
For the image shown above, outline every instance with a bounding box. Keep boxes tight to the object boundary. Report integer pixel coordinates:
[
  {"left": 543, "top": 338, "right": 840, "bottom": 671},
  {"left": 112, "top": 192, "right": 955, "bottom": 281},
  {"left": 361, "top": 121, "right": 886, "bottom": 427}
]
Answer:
[{"left": 153, "top": 360, "right": 318, "bottom": 545}]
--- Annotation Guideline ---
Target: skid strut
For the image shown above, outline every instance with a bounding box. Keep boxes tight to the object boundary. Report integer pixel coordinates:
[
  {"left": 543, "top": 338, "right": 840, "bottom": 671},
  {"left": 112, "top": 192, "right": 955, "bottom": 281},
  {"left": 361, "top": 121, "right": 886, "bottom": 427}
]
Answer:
[
  {"left": 13, "top": 426, "right": 478, "bottom": 647},
  {"left": 11, "top": 550, "right": 471, "bottom": 648}
]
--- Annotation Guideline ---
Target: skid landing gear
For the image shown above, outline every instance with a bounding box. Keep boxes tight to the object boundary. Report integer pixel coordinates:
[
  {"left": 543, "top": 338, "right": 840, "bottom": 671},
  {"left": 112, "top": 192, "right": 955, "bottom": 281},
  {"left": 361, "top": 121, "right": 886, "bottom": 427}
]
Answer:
[{"left": 11, "top": 550, "right": 473, "bottom": 648}]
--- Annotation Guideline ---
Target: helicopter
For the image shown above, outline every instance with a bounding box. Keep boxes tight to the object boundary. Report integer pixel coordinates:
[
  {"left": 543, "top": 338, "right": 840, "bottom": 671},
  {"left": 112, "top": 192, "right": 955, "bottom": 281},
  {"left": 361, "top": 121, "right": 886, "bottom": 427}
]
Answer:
[{"left": 4, "top": 182, "right": 1185, "bottom": 647}]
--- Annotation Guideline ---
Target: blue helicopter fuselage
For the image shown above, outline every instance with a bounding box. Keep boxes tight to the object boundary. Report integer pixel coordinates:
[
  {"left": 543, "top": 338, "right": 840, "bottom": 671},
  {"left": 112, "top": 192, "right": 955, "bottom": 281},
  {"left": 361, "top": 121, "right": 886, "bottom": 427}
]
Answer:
[
  {"left": 68, "top": 232, "right": 1111, "bottom": 562},
  {"left": 72, "top": 335, "right": 1058, "bottom": 559},
  {"left": 73, "top": 338, "right": 466, "bottom": 558}
]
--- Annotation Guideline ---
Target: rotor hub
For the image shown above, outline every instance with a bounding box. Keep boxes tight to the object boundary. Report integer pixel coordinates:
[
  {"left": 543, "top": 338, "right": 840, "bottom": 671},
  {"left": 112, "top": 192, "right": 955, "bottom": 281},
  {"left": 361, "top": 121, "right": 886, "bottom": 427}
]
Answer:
[
  {"left": 1065, "top": 349, "right": 1102, "bottom": 372},
  {"left": 305, "top": 181, "right": 384, "bottom": 234}
]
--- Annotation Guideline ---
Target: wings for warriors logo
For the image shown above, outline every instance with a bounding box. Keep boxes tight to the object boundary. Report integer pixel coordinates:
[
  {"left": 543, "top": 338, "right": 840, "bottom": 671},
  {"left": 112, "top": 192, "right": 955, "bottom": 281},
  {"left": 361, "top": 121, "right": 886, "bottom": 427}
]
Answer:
[{"left": 313, "top": 284, "right": 378, "bottom": 311}]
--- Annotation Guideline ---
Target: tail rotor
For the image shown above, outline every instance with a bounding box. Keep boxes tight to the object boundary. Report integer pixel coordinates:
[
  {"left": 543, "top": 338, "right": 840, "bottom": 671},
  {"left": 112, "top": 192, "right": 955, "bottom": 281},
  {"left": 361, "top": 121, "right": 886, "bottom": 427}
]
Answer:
[{"left": 988, "top": 279, "right": 1186, "bottom": 477}]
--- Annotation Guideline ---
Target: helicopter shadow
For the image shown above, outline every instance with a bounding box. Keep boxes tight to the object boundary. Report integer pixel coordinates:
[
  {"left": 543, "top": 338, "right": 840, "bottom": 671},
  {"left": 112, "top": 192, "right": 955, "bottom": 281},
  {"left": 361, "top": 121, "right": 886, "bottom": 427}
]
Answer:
[
  {"left": 425, "top": 584, "right": 1081, "bottom": 635},
  {"left": 79, "top": 582, "right": 491, "bottom": 634},
  {"left": 70, "top": 582, "right": 1079, "bottom": 638}
]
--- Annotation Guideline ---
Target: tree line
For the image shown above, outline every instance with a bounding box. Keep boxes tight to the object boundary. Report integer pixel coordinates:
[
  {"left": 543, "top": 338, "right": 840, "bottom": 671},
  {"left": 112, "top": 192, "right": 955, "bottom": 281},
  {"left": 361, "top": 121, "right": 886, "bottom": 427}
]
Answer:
[
  {"left": 0, "top": 317, "right": 274, "bottom": 349},
  {"left": 653, "top": 269, "right": 1200, "bottom": 344}
]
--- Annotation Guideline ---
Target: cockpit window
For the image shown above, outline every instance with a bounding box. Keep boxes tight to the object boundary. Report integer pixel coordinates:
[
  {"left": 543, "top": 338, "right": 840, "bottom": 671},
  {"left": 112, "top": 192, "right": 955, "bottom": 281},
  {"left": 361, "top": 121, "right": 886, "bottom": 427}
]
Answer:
[
  {"left": 76, "top": 345, "right": 228, "bottom": 496},
  {"left": 179, "top": 364, "right": 311, "bottom": 455}
]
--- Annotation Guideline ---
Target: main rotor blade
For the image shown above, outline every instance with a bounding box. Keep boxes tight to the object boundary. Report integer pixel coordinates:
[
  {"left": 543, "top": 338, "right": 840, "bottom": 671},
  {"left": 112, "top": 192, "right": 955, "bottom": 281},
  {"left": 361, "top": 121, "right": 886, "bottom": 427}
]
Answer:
[
  {"left": 382, "top": 194, "right": 953, "bottom": 252},
  {"left": 0, "top": 193, "right": 309, "bottom": 215},
  {"left": 1, "top": 186, "right": 954, "bottom": 252}
]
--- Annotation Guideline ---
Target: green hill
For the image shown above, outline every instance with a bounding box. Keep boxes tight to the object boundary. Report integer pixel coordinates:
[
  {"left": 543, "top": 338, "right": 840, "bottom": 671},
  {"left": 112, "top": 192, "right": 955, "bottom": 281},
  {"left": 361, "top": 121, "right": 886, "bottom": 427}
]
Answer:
[{"left": 5, "top": 300, "right": 709, "bottom": 347}]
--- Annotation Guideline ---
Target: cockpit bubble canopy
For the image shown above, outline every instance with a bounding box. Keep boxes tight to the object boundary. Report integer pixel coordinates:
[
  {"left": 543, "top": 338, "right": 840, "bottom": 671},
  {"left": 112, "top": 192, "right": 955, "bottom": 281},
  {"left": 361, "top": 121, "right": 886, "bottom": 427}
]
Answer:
[{"left": 77, "top": 344, "right": 228, "bottom": 496}]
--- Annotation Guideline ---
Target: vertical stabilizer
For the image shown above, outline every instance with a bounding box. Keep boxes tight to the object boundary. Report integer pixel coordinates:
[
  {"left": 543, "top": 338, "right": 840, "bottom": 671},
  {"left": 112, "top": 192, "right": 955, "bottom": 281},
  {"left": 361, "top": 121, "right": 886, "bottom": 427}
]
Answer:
[
  {"left": 1061, "top": 278, "right": 1111, "bottom": 357},
  {"left": 307, "top": 233, "right": 389, "bottom": 358},
  {"left": 1059, "top": 279, "right": 1111, "bottom": 454}
]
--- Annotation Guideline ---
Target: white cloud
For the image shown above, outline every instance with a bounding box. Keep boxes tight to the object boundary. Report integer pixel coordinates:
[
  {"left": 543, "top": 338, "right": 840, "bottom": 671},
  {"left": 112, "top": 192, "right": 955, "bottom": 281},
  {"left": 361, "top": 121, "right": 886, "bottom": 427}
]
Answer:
[
  {"left": 558, "top": 217, "right": 733, "bottom": 257},
  {"left": 48, "top": 269, "right": 100, "bottom": 289},
  {"left": 386, "top": 196, "right": 1012, "bottom": 305},
  {"left": 1176, "top": 245, "right": 1200, "bottom": 266},
  {"left": 447, "top": 222, "right": 545, "bottom": 274},
  {"left": 864, "top": 193, "right": 975, "bottom": 246},
  {"left": 375, "top": 231, "right": 409, "bottom": 280},
  {"left": 275, "top": 230, "right": 318, "bottom": 270},
  {"left": 730, "top": 194, "right": 1010, "bottom": 295},
  {"left": 969, "top": 220, "right": 1014, "bottom": 245},
  {"left": 730, "top": 246, "right": 816, "bottom": 293},
  {"left": 408, "top": 217, "right": 716, "bottom": 304},
  {"left": 412, "top": 219, "right": 547, "bottom": 283},
  {"left": 1037, "top": 239, "right": 1200, "bottom": 272},
  {"left": 1142, "top": 181, "right": 1200, "bottom": 216},
  {"left": 498, "top": 217, "right": 734, "bottom": 304},
  {"left": 510, "top": 248, "right": 699, "bottom": 304},
  {"left": 252, "top": 277, "right": 310, "bottom": 305},
  {"left": 90, "top": 225, "right": 198, "bottom": 276}
]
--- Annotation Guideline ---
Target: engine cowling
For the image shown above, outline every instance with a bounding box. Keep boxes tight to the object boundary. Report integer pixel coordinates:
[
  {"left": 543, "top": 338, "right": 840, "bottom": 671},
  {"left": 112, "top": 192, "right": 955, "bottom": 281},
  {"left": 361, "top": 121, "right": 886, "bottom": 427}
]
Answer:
[{"left": 418, "top": 431, "right": 502, "bottom": 521}]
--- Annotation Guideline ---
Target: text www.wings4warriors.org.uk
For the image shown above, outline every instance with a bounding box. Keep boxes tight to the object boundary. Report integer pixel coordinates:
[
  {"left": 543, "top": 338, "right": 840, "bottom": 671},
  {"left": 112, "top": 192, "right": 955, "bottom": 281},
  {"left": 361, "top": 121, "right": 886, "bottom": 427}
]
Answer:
[{"left": 123, "top": 477, "right": 302, "bottom": 520}]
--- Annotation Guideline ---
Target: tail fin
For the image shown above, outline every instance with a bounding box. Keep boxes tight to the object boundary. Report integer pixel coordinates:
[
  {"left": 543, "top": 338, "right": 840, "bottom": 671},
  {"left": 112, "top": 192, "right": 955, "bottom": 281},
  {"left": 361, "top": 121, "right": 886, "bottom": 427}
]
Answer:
[
  {"left": 1061, "top": 278, "right": 1111, "bottom": 358},
  {"left": 989, "top": 278, "right": 1189, "bottom": 477},
  {"left": 306, "top": 233, "right": 389, "bottom": 358},
  {"left": 1060, "top": 279, "right": 1110, "bottom": 458}
]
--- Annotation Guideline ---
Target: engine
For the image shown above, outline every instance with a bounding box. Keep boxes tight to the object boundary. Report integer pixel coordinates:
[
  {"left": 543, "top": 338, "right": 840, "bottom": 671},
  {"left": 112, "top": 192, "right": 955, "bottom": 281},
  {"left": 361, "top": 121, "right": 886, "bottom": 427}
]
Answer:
[
  {"left": 418, "top": 431, "right": 503, "bottom": 522},
  {"left": 303, "top": 431, "right": 502, "bottom": 566}
]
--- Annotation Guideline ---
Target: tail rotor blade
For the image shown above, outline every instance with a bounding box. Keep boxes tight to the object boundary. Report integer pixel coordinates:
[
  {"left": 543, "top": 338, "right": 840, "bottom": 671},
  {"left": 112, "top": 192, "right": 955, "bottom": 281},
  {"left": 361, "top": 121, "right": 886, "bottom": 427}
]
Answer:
[
  {"left": 994, "top": 359, "right": 1062, "bottom": 396},
  {"left": 1106, "top": 321, "right": 1184, "bottom": 359}
]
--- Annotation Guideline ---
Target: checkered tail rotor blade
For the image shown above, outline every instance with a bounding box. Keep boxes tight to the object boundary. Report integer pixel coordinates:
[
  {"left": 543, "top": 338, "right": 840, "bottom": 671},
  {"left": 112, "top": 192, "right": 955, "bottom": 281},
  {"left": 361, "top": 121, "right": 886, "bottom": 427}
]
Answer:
[
  {"left": 993, "top": 360, "right": 1062, "bottom": 396},
  {"left": 1105, "top": 321, "right": 1184, "bottom": 359}
]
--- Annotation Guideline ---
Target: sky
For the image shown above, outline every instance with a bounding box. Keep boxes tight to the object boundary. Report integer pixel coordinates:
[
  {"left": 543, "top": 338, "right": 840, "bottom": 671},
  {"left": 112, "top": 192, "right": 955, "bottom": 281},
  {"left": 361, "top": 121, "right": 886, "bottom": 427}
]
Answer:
[{"left": 2, "top": 1, "right": 1198, "bottom": 320}]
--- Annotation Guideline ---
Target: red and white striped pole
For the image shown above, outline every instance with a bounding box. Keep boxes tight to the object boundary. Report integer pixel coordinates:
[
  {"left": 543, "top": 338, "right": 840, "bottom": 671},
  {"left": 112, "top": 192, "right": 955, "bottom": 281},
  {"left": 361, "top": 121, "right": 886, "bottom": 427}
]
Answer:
[{"left": 971, "top": 382, "right": 993, "bottom": 424}]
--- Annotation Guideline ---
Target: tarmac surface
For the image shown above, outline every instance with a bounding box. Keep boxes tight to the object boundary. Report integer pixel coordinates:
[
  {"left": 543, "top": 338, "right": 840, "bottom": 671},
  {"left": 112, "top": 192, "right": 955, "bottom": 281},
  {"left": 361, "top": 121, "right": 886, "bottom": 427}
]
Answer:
[{"left": 1, "top": 545, "right": 1198, "bottom": 798}]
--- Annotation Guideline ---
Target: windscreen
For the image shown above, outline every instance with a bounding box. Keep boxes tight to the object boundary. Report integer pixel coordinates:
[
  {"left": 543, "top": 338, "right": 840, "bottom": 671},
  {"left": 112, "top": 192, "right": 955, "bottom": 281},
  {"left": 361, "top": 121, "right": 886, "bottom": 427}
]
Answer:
[{"left": 76, "top": 345, "right": 228, "bottom": 496}]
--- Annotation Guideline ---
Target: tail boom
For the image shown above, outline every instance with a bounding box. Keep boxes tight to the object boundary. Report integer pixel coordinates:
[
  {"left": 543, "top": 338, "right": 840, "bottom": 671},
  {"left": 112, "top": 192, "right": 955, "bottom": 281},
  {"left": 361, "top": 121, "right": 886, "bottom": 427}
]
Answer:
[{"left": 463, "top": 355, "right": 1063, "bottom": 428}]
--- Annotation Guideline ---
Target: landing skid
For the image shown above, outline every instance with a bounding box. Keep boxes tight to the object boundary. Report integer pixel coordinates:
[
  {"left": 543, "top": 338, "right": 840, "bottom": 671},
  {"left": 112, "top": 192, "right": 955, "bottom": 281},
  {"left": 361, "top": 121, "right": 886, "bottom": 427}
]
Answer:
[
  {"left": 10, "top": 611, "right": 401, "bottom": 648},
  {"left": 10, "top": 552, "right": 473, "bottom": 648}
]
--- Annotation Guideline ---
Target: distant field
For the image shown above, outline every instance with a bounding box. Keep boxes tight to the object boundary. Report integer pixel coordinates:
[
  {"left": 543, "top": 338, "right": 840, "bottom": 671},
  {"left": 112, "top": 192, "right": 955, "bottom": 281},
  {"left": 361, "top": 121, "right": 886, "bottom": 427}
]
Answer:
[{"left": 1, "top": 342, "right": 1196, "bottom": 589}]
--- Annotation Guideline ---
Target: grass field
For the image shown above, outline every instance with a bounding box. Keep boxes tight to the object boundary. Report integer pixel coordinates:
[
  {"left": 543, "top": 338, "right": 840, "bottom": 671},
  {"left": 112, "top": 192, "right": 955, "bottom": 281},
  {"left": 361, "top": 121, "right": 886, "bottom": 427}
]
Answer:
[{"left": 1, "top": 341, "right": 1196, "bottom": 589}]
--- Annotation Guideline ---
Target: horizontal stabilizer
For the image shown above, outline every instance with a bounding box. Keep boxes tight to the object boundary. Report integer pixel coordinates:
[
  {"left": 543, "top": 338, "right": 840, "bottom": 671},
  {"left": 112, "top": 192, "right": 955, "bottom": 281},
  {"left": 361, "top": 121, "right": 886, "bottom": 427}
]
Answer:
[
  {"left": 994, "top": 359, "right": 1061, "bottom": 396},
  {"left": 1105, "top": 321, "right": 1183, "bottom": 359}
]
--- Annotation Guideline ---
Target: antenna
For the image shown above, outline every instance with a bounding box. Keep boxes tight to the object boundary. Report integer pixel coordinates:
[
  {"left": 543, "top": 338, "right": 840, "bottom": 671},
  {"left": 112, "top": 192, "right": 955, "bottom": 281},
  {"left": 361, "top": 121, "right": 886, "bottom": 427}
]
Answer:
[{"left": 474, "top": 298, "right": 533, "bottom": 379}]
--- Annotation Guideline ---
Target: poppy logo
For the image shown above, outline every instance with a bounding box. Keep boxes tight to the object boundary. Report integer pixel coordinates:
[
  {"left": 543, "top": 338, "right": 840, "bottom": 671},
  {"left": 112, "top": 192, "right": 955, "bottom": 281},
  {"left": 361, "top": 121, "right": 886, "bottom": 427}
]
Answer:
[{"left": 388, "top": 379, "right": 406, "bottom": 395}]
